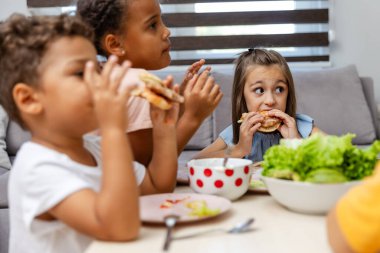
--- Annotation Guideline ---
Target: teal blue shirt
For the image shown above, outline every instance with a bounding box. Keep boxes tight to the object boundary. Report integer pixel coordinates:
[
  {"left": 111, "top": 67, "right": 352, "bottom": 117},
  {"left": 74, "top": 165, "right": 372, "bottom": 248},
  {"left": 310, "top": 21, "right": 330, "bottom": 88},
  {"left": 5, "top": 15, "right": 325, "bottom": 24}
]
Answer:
[{"left": 219, "top": 113, "right": 314, "bottom": 162}]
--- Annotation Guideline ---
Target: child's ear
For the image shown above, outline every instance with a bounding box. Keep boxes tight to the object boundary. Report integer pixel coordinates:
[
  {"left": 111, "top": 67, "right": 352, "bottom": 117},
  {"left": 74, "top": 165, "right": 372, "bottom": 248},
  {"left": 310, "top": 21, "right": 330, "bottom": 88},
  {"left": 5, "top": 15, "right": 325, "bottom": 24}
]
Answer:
[
  {"left": 103, "top": 34, "right": 125, "bottom": 57},
  {"left": 12, "top": 83, "right": 43, "bottom": 115}
]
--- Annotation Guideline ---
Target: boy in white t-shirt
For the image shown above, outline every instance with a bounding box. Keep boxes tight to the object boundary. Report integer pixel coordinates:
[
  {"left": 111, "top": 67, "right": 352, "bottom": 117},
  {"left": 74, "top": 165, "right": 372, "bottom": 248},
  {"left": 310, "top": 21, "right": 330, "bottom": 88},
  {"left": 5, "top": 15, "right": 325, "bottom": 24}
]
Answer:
[{"left": 0, "top": 14, "right": 179, "bottom": 253}]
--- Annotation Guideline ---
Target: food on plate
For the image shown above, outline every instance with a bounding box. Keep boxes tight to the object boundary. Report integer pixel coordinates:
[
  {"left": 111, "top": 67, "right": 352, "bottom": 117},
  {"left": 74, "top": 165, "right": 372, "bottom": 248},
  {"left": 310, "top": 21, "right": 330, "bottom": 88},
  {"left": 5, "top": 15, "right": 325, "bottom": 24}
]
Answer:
[
  {"left": 130, "top": 70, "right": 184, "bottom": 110},
  {"left": 250, "top": 179, "right": 266, "bottom": 189},
  {"left": 160, "top": 197, "right": 190, "bottom": 209},
  {"left": 262, "top": 133, "right": 380, "bottom": 183},
  {"left": 237, "top": 111, "right": 281, "bottom": 133},
  {"left": 186, "top": 200, "right": 221, "bottom": 218}
]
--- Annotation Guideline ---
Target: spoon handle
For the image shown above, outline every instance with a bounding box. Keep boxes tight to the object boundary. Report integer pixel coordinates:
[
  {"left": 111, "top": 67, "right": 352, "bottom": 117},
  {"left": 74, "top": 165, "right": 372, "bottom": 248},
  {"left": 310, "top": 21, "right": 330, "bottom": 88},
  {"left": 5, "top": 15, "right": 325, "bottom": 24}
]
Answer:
[
  {"left": 163, "top": 226, "right": 174, "bottom": 250},
  {"left": 163, "top": 215, "right": 179, "bottom": 251},
  {"left": 223, "top": 146, "right": 232, "bottom": 167},
  {"left": 174, "top": 228, "right": 224, "bottom": 240}
]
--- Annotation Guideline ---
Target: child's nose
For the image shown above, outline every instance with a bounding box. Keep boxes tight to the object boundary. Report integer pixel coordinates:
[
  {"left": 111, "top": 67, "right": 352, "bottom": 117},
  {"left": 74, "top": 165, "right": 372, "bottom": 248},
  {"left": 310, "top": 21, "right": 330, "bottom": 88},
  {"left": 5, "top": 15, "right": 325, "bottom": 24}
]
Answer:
[
  {"left": 264, "top": 92, "right": 275, "bottom": 106},
  {"left": 163, "top": 26, "right": 171, "bottom": 39}
]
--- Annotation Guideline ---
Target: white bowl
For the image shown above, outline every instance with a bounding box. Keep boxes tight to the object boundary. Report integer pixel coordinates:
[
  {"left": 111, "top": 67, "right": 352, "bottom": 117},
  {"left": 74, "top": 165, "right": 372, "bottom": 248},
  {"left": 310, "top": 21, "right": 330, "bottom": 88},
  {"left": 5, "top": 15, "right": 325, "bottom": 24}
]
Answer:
[
  {"left": 261, "top": 176, "right": 361, "bottom": 214},
  {"left": 187, "top": 158, "right": 253, "bottom": 200}
]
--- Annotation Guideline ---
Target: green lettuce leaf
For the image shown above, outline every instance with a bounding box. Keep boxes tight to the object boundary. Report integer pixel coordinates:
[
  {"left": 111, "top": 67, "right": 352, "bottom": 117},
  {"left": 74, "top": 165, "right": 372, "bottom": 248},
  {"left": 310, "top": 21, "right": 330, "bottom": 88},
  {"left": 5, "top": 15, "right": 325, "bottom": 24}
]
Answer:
[{"left": 262, "top": 133, "right": 379, "bottom": 183}]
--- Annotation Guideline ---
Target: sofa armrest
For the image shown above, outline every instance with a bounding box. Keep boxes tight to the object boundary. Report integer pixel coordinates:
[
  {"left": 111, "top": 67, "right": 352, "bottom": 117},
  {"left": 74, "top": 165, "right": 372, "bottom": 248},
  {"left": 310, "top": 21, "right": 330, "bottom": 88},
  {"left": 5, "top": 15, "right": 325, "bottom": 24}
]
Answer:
[{"left": 360, "top": 77, "right": 380, "bottom": 139}]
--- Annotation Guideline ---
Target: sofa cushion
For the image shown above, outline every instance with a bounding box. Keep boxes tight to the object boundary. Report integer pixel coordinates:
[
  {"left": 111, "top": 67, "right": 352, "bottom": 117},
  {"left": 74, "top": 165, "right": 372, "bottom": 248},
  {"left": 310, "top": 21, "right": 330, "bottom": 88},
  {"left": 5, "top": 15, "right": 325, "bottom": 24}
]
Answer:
[
  {"left": 153, "top": 69, "right": 214, "bottom": 149},
  {"left": 360, "top": 77, "right": 380, "bottom": 138},
  {"left": 0, "top": 208, "right": 9, "bottom": 253},
  {"left": 213, "top": 71, "right": 234, "bottom": 139},
  {"left": 5, "top": 121, "right": 31, "bottom": 158},
  {"left": 183, "top": 116, "right": 213, "bottom": 149},
  {"left": 293, "top": 65, "right": 376, "bottom": 144},
  {"left": 0, "top": 107, "right": 11, "bottom": 170}
]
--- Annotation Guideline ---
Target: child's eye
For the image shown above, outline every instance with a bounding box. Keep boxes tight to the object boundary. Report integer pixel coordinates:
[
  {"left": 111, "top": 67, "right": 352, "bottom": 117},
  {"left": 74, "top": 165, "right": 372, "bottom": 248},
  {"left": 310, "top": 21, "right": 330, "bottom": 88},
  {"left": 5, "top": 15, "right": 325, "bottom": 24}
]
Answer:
[
  {"left": 254, "top": 88, "right": 264, "bottom": 94},
  {"left": 149, "top": 22, "right": 157, "bottom": 30},
  {"left": 74, "top": 71, "right": 84, "bottom": 78},
  {"left": 275, "top": 87, "right": 284, "bottom": 93}
]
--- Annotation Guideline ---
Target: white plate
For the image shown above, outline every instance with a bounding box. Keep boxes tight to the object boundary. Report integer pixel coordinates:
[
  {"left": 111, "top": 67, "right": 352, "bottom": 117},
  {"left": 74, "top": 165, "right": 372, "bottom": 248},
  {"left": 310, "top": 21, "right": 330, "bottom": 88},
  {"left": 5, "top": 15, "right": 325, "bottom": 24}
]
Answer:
[
  {"left": 140, "top": 193, "right": 231, "bottom": 224},
  {"left": 248, "top": 167, "right": 268, "bottom": 193}
]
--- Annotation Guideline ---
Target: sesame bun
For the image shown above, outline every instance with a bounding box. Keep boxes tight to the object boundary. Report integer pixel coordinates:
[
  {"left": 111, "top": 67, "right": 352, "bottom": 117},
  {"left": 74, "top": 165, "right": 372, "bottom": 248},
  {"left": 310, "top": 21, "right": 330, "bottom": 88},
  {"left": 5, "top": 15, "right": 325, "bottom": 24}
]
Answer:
[
  {"left": 237, "top": 111, "right": 281, "bottom": 132},
  {"left": 257, "top": 111, "right": 281, "bottom": 132},
  {"left": 124, "top": 69, "right": 184, "bottom": 110}
]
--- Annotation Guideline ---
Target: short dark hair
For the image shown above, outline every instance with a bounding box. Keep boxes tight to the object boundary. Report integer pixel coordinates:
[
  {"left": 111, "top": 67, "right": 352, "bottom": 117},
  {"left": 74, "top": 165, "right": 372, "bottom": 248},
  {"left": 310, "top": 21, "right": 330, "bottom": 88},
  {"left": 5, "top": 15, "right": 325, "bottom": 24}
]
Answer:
[
  {"left": 0, "top": 14, "right": 93, "bottom": 128},
  {"left": 231, "top": 49, "right": 297, "bottom": 144},
  {"left": 76, "top": 0, "right": 128, "bottom": 57}
]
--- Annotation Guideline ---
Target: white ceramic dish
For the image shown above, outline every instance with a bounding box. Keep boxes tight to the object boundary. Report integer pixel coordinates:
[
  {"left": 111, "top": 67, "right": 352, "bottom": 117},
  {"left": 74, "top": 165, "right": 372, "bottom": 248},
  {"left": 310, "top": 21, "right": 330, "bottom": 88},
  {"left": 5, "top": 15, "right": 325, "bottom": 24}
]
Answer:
[
  {"left": 262, "top": 176, "right": 361, "bottom": 214},
  {"left": 187, "top": 158, "right": 253, "bottom": 201}
]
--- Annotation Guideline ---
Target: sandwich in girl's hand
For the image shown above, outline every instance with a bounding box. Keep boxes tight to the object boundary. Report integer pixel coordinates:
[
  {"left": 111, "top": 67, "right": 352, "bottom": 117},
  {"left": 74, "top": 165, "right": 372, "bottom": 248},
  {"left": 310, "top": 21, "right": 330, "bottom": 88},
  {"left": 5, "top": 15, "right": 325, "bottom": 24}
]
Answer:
[
  {"left": 238, "top": 111, "right": 281, "bottom": 133},
  {"left": 118, "top": 68, "right": 184, "bottom": 110}
]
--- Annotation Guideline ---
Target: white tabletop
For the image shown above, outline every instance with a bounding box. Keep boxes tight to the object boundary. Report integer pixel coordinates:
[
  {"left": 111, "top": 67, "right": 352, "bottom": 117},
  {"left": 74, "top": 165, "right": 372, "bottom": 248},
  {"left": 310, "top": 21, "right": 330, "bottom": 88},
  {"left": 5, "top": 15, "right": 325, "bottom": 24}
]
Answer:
[{"left": 85, "top": 186, "right": 332, "bottom": 253}]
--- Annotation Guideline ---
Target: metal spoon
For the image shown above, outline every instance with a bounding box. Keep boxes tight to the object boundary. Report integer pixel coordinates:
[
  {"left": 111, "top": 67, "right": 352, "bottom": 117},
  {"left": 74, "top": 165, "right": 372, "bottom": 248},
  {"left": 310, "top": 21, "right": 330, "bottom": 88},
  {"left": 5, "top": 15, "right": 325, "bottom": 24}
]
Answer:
[
  {"left": 163, "top": 214, "right": 179, "bottom": 251},
  {"left": 173, "top": 218, "right": 254, "bottom": 240},
  {"left": 223, "top": 146, "right": 232, "bottom": 167}
]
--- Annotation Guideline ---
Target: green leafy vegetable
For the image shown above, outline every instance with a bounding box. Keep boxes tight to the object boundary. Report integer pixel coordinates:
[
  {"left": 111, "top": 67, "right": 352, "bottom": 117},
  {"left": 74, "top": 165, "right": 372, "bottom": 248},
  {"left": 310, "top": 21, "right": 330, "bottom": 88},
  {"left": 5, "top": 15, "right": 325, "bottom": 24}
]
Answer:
[
  {"left": 186, "top": 200, "right": 220, "bottom": 218},
  {"left": 304, "top": 169, "right": 347, "bottom": 183},
  {"left": 262, "top": 133, "right": 380, "bottom": 183}
]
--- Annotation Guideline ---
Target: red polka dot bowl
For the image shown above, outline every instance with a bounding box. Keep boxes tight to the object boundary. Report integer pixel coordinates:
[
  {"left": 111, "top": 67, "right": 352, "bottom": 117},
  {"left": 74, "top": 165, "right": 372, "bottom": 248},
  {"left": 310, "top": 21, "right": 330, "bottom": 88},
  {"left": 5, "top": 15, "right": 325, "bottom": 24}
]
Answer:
[{"left": 187, "top": 158, "right": 253, "bottom": 201}]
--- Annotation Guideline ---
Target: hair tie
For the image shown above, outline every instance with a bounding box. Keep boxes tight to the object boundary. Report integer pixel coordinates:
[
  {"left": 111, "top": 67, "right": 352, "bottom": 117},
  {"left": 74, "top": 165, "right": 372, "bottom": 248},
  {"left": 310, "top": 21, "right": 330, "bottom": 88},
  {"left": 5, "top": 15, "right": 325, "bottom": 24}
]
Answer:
[{"left": 248, "top": 47, "right": 255, "bottom": 52}]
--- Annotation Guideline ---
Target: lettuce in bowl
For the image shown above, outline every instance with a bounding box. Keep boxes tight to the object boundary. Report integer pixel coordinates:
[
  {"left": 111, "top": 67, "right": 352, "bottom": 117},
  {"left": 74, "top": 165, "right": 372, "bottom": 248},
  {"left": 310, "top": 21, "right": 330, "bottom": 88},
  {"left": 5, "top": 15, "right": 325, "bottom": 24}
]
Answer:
[{"left": 262, "top": 133, "right": 380, "bottom": 183}]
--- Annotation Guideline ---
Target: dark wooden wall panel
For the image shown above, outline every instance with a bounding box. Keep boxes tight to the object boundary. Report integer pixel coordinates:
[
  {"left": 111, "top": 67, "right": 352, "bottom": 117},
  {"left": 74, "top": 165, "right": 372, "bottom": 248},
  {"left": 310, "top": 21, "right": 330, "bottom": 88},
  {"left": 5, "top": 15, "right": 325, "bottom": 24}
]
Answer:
[
  {"left": 27, "top": 0, "right": 77, "bottom": 7},
  {"left": 170, "top": 33, "right": 329, "bottom": 50},
  {"left": 27, "top": 0, "right": 330, "bottom": 65},
  {"left": 160, "top": 0, "right": 327, "bottom": 3},
  {"left": 171, "top": 56, "right": 329, "bottom": 65},
  {"left": 163, "top": 9, "right": 328, "bottom": 27}
]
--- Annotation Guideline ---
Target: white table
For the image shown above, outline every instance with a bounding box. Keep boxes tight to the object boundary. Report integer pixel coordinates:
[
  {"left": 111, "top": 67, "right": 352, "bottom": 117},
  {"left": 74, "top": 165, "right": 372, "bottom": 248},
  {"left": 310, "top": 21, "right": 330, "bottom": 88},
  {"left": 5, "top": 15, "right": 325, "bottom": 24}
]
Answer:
[{"left": 85, "top": 186, "right": 332, "bottom": 253}]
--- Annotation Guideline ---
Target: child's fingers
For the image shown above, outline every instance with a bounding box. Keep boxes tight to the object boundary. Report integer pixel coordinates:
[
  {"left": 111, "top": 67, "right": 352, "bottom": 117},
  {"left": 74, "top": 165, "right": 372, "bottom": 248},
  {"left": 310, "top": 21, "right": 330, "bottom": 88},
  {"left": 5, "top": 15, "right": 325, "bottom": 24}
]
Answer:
[
  {"left": 84, "top": 61, "right": 97, "bottom": 90},
  {"left": 208, "top": 82, "right": 221, "bottom": 99},
  {"left": 249, "top": 123, "right": 262, "bottom": 134},
  {"left": 168, "top": 101, "right": 180, "bottom": 121},
  {"left": 184, "top": 59, "right": 206, "bottom": 81},
  {"left": 202, "top": 76, "right": 216, "bottom": 94},
  {"left": 213, "top": 90, "right": 224, "bottom": 106},
  {"left": 101, "top": 55, "right": 118, "bottom": 84},
  {"left": 184, "top": 74, "right": 198, "bottom": 94},
  {"left": 110, "top": 61, "right": 131, "bottom": 93},
  {"left": 191, "top": 59, "right": 206, "bottom": 73},
  {"left": 192, "top": 70, "right": 210, "bottom": 92},
  {"left": 162, "top": 75, "right": 174, "bottom": 88},
  {"left": 173, "top": 84, "right": 180, "bottom": 93}
]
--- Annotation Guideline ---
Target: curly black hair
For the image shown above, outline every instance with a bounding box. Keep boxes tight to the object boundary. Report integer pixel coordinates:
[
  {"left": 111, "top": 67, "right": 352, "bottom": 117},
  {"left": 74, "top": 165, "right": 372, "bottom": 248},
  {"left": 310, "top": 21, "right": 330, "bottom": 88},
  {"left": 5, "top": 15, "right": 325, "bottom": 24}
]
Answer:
[
  {"left": 76, "top": 0, "right": 128, "bottom": 57},
  {"left": 0, "top": 13, "right": 93, "bottom": 128}
]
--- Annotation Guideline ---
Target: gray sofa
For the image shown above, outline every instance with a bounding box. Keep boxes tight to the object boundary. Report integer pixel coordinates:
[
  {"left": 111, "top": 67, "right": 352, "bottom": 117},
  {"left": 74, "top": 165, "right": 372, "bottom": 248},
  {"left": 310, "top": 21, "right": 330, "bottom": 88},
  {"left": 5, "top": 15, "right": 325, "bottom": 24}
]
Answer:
[
  {"left": 154, "top": 65, "right": 380, "bottom": 167},
  {"left": 0, "top": 64, "right": 379, "bottom": 252}
]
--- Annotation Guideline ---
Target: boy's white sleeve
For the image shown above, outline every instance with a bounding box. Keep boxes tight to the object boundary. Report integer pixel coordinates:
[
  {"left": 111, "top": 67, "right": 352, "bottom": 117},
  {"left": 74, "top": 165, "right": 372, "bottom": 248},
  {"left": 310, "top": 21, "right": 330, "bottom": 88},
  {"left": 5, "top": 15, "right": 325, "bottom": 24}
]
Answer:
[
  {"left": 19, "top": 162, "right": 94, "bottom": 234},
  {"left": 133, "top": 161, "right": 146, "bottom": 185}
]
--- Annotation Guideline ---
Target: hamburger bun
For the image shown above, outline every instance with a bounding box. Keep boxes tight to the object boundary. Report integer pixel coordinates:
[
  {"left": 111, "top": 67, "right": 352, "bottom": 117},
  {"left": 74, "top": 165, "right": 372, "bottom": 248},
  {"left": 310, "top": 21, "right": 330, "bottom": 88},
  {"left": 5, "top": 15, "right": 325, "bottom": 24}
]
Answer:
[
  {"left": 119, "top": 68, "right": 184, "bottom": 110},
  {"left": 237, "top": 111, "right": 281, "bottom": 133}
]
